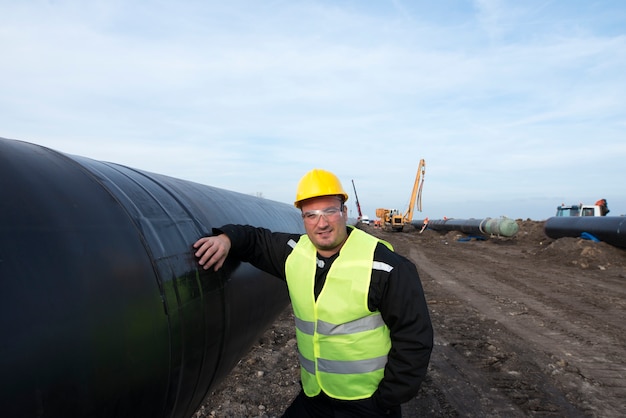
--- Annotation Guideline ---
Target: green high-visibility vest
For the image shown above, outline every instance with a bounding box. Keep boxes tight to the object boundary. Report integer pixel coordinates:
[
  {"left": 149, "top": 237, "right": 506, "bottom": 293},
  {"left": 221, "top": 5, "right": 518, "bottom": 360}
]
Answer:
[{"left": 285, "top": 227, "right": 393, "bottom": 400}]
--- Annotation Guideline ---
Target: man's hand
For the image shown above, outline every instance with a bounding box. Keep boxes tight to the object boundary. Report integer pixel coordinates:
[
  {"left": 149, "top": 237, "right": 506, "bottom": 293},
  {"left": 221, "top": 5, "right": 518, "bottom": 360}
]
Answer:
[{"left": 193, "top": 234, "right": 232, "bottom": 271}]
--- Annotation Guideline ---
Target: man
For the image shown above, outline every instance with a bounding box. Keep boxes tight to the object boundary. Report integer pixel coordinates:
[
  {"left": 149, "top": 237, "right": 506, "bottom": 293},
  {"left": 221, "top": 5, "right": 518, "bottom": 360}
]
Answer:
[{"left": 194, "top": 169, "right": 433, "bottom": 417}]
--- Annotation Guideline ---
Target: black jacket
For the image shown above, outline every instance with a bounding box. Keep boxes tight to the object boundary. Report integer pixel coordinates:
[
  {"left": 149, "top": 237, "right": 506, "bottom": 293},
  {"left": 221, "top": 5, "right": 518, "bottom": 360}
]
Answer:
[{"left": 217, "top": 224, "right": 433, "bottom": 409}]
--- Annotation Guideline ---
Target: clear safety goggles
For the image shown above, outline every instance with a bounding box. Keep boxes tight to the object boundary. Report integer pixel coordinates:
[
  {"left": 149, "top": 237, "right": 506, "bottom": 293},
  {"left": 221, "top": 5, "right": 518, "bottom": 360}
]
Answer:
[{"left": 301, "top": 205, "right": 344, "bottom": 224}]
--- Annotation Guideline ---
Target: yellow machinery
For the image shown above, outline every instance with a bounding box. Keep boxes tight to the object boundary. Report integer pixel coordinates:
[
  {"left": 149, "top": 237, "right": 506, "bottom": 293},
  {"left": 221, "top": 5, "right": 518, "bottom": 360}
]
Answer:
[{"left": 376, "top": 159, "right": 425, "bottom": 231}]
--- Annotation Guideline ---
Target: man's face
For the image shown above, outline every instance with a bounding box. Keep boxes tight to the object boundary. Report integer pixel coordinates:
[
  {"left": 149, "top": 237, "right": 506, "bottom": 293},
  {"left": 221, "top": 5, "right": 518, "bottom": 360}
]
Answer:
[{"left": 300, "top": 195, "right": 348, "bottom": 256}]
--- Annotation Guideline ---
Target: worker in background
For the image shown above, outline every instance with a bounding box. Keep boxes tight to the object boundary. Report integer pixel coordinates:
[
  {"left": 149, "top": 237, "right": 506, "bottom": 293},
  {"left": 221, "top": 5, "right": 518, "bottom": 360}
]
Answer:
[
  {"left": 595, "top": 199, "right": 610, "bottom": 216},
  {"left": 419, "top": 217, "right": 429, "bottom": 234},
  {"left": 193, "top": 169, "right": 433, "bottom": 418}
]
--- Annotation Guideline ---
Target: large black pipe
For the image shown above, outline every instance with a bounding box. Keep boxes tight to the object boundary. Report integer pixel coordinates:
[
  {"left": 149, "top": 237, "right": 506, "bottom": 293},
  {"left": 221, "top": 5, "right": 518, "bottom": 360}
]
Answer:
[
  {"left": 544, "top": 216, "right": 626, "bottom": 249},
  {"left": 0, "top": 137, "right": 304, "bottom": 417}
]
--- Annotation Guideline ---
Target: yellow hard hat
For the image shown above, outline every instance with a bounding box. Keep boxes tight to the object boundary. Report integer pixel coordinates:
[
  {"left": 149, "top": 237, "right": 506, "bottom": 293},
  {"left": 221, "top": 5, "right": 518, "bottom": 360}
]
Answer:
[{"left": 294, "top": 169, "right": 349, "bottom": 208}]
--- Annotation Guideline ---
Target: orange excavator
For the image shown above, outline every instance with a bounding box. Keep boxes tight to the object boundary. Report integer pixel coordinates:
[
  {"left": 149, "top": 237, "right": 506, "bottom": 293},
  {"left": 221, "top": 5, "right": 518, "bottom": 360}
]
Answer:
[{"left": 376, "top": 159, "right": 426, "bottom": 232}]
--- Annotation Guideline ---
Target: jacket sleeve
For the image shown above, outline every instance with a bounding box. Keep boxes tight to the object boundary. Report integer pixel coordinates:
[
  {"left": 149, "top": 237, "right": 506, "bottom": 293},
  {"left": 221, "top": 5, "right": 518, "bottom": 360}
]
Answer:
[
  {"left": 371, "top": 251, "right": 434, "bottom": 409},
  {"left": 215, "top": 224, "right": 298, "bottom": 280}
]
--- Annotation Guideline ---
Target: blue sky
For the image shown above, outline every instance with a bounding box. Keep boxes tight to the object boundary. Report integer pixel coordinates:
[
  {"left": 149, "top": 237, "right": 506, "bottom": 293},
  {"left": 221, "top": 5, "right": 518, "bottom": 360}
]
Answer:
[{"left": 2, "top": 0, "right": 625, "bottom": 221}]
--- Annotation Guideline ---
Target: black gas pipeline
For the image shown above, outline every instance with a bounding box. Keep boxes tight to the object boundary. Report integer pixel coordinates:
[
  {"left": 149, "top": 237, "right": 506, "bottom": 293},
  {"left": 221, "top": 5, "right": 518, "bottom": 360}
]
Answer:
[
  {"left": 544, "top": 216, "right": 626, "bottom": 249},
  {"left": 0, "top": 137, "right": 305, "bottom": 418}
]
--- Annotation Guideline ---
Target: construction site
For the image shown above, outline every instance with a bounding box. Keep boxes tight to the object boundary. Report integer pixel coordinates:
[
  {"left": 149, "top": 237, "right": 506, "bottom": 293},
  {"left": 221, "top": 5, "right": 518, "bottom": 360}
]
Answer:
[
  {"left": 199, "top": 220, "right": 626, "bottom": 417},
  {"left": 2, "top": 139, "right": 625, "bottom": 418},
  {"left": 198, "top": 163, "right": 626, "bottom": 417}
]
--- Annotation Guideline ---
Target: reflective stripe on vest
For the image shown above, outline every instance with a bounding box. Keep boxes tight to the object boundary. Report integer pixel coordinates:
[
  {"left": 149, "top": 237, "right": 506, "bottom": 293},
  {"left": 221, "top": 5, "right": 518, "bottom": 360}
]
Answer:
[
  {"left": 299, "top": 352, "right": 389, "bottom": 375},
  {"left": 296, "top": 313, "right": 385, "bottom": 336},
  {"left": 285, "top": 226, "right": 394, "bottom": 400}
]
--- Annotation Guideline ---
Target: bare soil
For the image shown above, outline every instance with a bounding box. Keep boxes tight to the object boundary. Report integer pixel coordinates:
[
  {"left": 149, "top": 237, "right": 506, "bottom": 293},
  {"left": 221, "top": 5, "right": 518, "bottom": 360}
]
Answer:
[{"left": 195, "top": 221, "right": 626, "bottom": 418}]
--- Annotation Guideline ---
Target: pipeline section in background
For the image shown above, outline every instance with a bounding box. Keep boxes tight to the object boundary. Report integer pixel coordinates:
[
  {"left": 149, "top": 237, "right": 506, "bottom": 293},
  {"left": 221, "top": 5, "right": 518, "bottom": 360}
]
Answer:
[
  {"left": 412, "top": 217, "right": 520, "bottom": 237},
  {"left": 544, "top": 216, "right": 626, "bottom": 249},
  {"left": 0, "top": 137, "right": 305, "bottom": 418}
]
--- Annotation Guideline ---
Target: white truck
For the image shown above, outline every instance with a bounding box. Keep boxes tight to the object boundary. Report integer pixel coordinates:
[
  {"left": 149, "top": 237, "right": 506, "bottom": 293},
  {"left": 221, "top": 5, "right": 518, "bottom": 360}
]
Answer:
[{"left": 555, "top": 199, "right": 610, "bottom": 217}]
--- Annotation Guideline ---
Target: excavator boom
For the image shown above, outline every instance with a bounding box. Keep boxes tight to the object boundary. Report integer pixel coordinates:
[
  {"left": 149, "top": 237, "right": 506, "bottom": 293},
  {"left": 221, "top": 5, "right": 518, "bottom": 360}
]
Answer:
[{"left": 403, "top": 159, "right": 426, "bottom": 223}]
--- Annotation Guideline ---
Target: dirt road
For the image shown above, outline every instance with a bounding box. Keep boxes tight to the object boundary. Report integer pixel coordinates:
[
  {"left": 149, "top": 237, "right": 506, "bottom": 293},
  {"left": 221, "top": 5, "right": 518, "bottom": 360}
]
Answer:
[{"left": 198, "top": 221, "right": 626, "bottom": 417}]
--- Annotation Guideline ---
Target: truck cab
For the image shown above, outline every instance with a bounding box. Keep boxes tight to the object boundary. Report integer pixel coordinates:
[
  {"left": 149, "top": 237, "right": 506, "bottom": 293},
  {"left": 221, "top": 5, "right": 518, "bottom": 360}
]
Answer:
[{"left": 556, "top": 204, "right": 604, "bottom": 217}]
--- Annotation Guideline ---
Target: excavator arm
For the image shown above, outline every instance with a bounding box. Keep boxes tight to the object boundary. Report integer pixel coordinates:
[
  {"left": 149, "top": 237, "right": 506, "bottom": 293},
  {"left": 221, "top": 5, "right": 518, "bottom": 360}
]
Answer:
[{"left": 403, "top": 159, "right": 426, "bottom": 223}]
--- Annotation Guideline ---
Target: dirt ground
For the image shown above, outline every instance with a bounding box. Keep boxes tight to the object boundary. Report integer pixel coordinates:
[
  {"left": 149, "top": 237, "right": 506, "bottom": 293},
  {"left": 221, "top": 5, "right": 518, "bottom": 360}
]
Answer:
[{"left": 195, "top": 220, "right": 626, "bottom": 418}]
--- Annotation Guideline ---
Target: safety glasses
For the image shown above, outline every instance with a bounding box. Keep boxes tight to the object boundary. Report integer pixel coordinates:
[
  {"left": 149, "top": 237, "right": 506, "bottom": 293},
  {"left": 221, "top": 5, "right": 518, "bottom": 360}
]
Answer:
[{"left": 301, "top": 205, "right": 344, "bottom": 224}]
